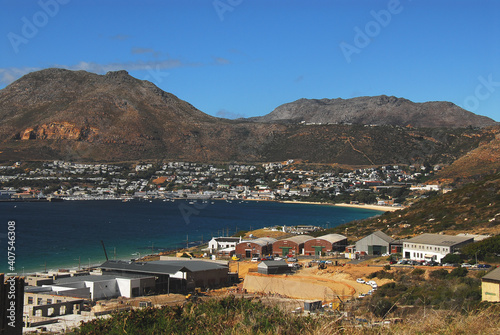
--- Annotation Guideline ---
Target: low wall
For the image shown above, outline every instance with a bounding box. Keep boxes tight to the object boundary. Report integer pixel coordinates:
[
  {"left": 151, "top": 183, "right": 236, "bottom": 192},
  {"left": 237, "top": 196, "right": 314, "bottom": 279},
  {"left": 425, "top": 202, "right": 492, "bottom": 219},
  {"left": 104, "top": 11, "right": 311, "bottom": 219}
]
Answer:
[{"left": 243, "top": 273, "right": 354, "bottom": 301}]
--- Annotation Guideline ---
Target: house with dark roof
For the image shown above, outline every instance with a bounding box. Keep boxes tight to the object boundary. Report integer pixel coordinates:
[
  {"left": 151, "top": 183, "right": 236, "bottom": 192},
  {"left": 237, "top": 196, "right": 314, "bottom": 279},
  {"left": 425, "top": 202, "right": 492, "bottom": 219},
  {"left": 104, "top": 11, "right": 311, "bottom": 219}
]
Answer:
[
  {"left": 403, "top": 234, "right": 474, "bottom": 262},
  {"left": 482, "top": 266, "right": 500, "bottom": 302},
  {"left": 355, "top": 231, "right": 394, "bottom": 256},
  {"left": 99, "top": 259, "right": 229, "bottom": 291}
]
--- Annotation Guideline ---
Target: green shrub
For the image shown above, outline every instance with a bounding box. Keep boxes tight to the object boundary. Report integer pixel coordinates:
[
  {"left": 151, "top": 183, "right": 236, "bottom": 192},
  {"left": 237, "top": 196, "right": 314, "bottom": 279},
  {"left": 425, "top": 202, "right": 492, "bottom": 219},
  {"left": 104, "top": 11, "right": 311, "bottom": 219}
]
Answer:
[
  {"left": 370, "top": 297, "right": 395, "bottom": 318},
  {"left": 449, "top": 267, "right": 468, "bottom": 278},
  {"left": 74, "top": 296, "right": 319, "bottom": 335},
  {"left": 367, "top": 270, "right": 394, "bottom": 280},
  {"left": 429, "top": 269, "right": 448, "bottom": 280}
]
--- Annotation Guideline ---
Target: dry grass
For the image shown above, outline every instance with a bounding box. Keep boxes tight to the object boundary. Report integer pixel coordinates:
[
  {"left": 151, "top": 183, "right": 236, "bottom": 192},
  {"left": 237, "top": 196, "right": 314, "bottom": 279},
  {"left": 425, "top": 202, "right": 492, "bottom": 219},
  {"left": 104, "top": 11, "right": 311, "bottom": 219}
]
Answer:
[{"left": 310, "top": 306, "right": 500, "bottom": 335}]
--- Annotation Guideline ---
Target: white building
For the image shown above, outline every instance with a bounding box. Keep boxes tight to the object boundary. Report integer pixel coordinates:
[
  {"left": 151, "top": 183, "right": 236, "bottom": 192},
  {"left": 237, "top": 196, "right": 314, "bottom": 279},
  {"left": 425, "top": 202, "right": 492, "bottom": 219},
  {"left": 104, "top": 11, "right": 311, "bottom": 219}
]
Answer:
[
  {"left": 207, "top": 237, "right": 242, "bottom": 254},
  {"left": 43, "top": 274, "right": 155, "bottom": 301},
  {"left": 403, "top": 234, "right": 474, "bottom": 263}
]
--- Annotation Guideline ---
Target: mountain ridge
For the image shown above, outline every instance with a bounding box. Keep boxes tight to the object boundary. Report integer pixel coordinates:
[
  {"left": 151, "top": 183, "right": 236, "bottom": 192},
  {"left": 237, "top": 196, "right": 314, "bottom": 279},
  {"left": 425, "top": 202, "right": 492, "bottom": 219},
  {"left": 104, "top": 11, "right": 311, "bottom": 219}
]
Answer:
[
  {"left": 0, "top": 68, "right": 497, "bottom": 164},
  {"left": 249, "top": 96, "right": 497, "bottom": 128}
]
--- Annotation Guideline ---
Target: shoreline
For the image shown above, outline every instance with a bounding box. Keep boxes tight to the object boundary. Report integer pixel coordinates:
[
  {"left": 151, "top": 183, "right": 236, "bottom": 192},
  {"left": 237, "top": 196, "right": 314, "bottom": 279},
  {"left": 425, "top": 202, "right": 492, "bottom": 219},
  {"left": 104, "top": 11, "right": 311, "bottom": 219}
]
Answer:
[{"left": 279, "top": 200, "right": 402, "bottom": 212}]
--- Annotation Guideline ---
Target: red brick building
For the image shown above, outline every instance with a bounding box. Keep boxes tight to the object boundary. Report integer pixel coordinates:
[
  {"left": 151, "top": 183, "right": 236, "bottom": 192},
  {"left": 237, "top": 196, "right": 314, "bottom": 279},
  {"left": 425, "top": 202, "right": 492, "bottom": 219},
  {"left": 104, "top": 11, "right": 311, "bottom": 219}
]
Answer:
[
  {"left": 304, "top": 234, "right": 347, "bottom": 256},
  {"left": 235, "top": 237, "right": 276, "bottom": 258},
  {"left": 272, "top": 235, "right": 313, "bottom": 257}
]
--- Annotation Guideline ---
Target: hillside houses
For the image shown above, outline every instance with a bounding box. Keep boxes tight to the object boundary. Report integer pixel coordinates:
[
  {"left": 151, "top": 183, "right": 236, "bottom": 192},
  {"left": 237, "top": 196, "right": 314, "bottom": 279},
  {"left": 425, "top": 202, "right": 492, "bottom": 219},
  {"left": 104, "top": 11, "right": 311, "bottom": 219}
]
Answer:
[{"left": 0, "top": 160, "right": 441, "bottom": 202}]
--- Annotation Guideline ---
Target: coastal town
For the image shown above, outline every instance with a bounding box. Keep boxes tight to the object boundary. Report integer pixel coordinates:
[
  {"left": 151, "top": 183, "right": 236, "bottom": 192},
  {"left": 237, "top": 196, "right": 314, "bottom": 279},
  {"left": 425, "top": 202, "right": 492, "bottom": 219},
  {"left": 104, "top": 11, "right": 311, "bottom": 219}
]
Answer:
[
  {"left": 12, "top": 224, "right": 498, "bottom": 333},
  {"left": 0, "top": 160, "right": 442, "bottom": 204}
]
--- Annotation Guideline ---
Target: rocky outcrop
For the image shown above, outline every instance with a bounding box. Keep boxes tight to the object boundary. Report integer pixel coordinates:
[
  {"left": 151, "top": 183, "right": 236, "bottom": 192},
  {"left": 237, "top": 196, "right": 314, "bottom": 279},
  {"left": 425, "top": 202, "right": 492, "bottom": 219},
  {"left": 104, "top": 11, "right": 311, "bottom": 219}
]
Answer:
[{"left": 18, "top": 122, "right": 99, "bottom": 141}]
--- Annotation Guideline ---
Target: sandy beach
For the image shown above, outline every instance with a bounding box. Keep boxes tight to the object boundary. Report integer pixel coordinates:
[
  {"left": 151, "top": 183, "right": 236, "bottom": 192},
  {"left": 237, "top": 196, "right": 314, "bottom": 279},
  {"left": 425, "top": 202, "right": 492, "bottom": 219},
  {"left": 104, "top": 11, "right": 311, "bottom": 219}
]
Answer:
[{"left": 280, "top": 200, "right": 402, "bottom": 212}]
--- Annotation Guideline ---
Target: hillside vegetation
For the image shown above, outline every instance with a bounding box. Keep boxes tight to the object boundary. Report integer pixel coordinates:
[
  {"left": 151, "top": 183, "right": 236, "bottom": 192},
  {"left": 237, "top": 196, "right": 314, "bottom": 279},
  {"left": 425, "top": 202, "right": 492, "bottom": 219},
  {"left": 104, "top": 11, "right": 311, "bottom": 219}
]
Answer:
[
  {"left": 324, "top": 171, "right": 500, "bottom": 240},
  {"left": 73, "top": 293, "right": 500, "bottom": 335}
]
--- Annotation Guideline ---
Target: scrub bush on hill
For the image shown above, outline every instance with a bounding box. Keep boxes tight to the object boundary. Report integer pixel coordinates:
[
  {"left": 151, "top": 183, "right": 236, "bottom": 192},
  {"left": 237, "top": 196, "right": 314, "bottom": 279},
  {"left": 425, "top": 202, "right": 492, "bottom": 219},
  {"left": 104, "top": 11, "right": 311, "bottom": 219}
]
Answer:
[
  {"left": 73, "top": 296, "right": 319, "bottom": 335},
  {"left": 370, "top": 268, "right": 481, "bottom": 313},
  {"left": 461, "top": 235, "right": 500, "bottom": 262}
]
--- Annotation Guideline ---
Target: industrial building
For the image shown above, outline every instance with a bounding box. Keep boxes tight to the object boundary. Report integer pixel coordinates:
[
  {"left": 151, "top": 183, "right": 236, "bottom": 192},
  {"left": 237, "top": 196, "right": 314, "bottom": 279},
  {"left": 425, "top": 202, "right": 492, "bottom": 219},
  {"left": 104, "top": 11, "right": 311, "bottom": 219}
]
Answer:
[
  {"left": 303, "top": 234, "right": 347, "bottom": 256},
  {"left": 235, "top": 237, "right": 276, "bottom": 258},
  {"left": 273, "top": 235, "right": 313, "bottom": 257},
  {"left": 355, "top": 231, "right": 394, "bottom": 256},
  {"left": 403, "top": 233, "right": 474, "bottom": 263}
]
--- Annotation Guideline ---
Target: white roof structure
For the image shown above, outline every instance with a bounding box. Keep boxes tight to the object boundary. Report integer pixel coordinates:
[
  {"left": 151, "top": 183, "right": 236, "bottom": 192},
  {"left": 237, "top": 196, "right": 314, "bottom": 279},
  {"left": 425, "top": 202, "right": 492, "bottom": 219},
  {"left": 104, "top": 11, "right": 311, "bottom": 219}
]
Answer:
[
  {"left": 405, "top": 234, "right": 473, "bottom": 247},
  {"left": 315, "top": 233, "right": 347, "bottom": 244}
]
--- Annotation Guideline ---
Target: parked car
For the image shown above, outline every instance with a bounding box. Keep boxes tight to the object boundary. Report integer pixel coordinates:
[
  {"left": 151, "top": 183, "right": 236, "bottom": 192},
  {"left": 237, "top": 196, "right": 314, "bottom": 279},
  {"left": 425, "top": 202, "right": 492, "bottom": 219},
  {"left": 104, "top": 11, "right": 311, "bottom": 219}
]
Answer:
[
  {"left": 389, "top": 260, "right": 397, "bottom": 264},
  {"left": 287, "top": 257, "right": 298, "bottom": 262},
  {"left": 356, "top": 278, "right": 365, "bottom": 284},
  {"left": 461, "top": 263, "right": 472, "bottom": 268},
  {"left": 325, "top": 260, "right": 333, "bottom": 264},
  {"left": 274, "top": 257, "right": 283, "bottom": 261},
  {"left": 251, "top": 257, "right": 259, "bottom": 262},
  {"left": 477, "top": 264, "right": 492, "bottom": 269},
  {"left": 397, "top": 259, "right": 408, "bottom": 265}
]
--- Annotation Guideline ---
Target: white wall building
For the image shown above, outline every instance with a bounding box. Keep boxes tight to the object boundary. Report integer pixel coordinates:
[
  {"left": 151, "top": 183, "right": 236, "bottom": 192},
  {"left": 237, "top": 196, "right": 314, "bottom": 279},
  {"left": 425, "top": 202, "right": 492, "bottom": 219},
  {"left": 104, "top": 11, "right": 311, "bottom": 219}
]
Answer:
[
  {"left": 207, "top": 237, "right": 242, "bottom": 254},
  {"left": 43, "top": 275, "right": 155, "bottom": 300},
  {"left": 403, "top": 234, "right": 474, "bottom": 263}
]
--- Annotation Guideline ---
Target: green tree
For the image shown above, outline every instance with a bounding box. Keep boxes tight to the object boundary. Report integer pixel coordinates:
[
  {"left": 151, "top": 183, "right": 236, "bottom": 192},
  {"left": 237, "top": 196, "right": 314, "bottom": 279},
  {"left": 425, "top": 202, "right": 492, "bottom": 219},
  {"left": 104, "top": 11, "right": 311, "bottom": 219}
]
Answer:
[{"left": 441, "top": 253, "right": 461, "bottom": 264}]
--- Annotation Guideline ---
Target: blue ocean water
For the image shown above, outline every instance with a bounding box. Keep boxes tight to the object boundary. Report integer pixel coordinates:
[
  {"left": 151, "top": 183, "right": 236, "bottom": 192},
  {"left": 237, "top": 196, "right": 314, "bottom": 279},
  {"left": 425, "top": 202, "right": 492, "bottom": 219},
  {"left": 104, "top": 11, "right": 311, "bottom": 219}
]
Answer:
[{"left": 0, "top": 200, "right": 382, "bottom": 274}]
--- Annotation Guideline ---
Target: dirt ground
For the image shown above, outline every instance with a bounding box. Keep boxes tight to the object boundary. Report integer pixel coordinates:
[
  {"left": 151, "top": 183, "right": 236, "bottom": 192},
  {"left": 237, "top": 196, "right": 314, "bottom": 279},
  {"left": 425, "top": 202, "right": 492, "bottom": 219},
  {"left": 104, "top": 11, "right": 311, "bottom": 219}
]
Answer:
[{"left": 230, "top": 259, "right": 392, "bottom": 302}]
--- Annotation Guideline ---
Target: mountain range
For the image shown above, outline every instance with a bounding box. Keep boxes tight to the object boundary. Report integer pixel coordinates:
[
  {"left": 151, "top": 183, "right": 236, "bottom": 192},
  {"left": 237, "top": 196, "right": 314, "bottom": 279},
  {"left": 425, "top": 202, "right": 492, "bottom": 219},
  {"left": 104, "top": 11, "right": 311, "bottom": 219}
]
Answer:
[
  {"left": 0, "top": 68, "right": 498, "bottom": 166},
  {"left": 250, "top": 96, "right": 497, "bottom": 128}
]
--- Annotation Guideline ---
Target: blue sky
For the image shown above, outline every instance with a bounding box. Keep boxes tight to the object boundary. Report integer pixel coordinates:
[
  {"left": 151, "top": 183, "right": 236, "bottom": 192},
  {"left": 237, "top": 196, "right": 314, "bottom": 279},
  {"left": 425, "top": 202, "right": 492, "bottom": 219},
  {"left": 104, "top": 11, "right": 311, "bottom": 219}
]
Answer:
[{"left": 1, "top": 0, "right": 499, "bottom": 121}]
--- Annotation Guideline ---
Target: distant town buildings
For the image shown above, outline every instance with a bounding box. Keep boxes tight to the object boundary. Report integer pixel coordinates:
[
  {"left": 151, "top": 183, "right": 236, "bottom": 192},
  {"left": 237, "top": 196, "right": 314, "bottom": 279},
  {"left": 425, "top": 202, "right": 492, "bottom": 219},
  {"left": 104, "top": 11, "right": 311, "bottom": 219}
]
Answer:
[{"left": 0, "top": 160, "right": 443, "bottom": 203}]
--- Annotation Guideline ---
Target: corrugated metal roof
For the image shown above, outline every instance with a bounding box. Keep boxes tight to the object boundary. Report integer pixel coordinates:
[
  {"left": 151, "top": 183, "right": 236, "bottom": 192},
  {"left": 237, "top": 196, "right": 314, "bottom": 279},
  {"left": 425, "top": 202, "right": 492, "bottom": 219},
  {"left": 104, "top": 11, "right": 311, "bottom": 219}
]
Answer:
[
  {"left": 258, "top": 260, "right": 288, "bottom": 268},
  {"left": 248, "top": 237, "right": 277, "bottom": 246},
  {"left": 482, "top": 266, "right": 500, "bottom": 282},
  {"left": 149, "top": 260, "right": 228, "bottom": 272},
  {"left": 99, "top": 260, "right": 186, "bottom": 275},
  {"left": 277, "top": 235, "right": 313, "bottom": 244},
  {"left": 371, "top": 231, "right": 394, "bottom": 243},
  {"left": 405, "top": 234, "right": 473, "bottom": 247},
  {"left": 315, "top": 233, "right": 347, "bottom": 244},
  {"left": 55, "top": 274, "right": 150, "bottom": 284},
  {"left": 214, "top": 237, "right": 241, "bottom": 242}
]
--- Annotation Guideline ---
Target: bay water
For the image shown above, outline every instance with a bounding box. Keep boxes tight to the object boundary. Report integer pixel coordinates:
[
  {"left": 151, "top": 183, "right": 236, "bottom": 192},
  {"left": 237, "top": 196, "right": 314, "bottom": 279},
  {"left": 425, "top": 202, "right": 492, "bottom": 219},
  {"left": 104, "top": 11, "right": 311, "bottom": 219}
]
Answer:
[{"left": 0, "top": 200, "right": 382, "bottom": 274}]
